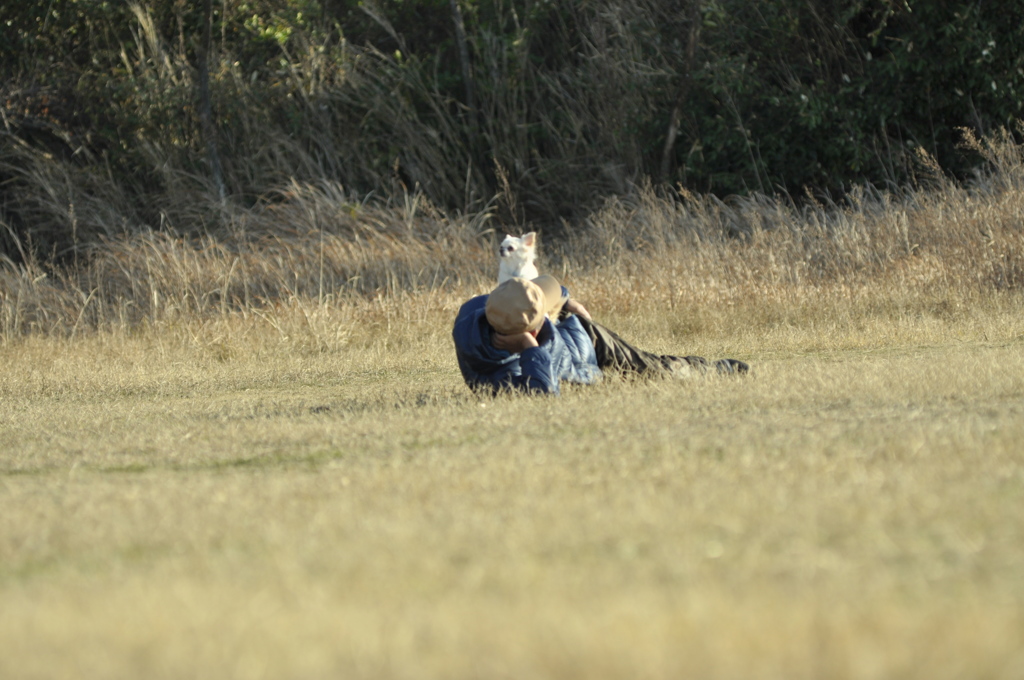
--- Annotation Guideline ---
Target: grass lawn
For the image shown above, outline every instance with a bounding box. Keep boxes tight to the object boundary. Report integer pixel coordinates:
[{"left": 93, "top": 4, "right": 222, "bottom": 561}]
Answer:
[{"left": 2, "top": 288, "right": 1023, "bottom": 679}]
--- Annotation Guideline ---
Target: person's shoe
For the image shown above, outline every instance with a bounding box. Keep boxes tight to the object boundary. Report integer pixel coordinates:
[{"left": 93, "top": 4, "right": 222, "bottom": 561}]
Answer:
[
  {"left": 664, "top": 356, "right": 700, "bottom": 378},
  {"left": 714, "top": 358, "right": 750, "bottom": 374}
]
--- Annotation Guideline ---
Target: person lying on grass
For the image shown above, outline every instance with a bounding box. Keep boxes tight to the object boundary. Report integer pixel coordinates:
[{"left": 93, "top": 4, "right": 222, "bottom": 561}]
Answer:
[{"left": 452, "top": 275, "right": 749, "bottom": 395}]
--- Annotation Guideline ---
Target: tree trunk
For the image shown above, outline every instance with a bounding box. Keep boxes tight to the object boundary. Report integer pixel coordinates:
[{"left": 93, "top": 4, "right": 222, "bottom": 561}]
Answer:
[
  {"left": 449, "top": 0, "right": 475, "bottom": 113},
  {"left": 198, "top": 0, "right": 226, "bottom": 203},
  {"left": 660, "top": 1, "right": 702, "bottom": 184}
]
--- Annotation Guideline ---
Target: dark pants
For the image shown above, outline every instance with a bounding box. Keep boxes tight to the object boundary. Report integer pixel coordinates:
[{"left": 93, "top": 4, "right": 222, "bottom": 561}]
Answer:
[{"left": 575, "top": 316, "right": 747, "bottom": 378}]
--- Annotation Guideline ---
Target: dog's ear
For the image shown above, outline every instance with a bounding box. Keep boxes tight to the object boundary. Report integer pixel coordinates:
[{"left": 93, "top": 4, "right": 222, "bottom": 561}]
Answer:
[{"left": 522, "top": 231, "right": 536, "bottom": 247}]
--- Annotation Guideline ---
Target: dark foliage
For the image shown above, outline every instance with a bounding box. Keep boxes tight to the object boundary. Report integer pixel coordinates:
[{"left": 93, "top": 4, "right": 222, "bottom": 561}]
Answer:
[{"left": 2, "top": 0, "right": 1023, "bottom": 261}]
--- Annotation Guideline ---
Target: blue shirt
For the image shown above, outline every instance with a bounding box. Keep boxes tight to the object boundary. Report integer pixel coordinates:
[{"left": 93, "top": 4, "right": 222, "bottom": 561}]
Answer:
[{"left": 452, "top": 294, "right": 602, "bottom": 395}]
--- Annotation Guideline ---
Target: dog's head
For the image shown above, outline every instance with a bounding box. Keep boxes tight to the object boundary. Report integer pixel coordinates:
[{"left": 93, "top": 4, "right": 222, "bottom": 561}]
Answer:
[{"left": 499, "top": 232, "right": 536, "bottom": 261}]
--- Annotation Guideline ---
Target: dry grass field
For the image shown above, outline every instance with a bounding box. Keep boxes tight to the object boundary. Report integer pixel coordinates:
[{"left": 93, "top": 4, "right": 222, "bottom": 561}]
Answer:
[{"left": 3, "top": 136, "right": 1024, "bottom": 679}]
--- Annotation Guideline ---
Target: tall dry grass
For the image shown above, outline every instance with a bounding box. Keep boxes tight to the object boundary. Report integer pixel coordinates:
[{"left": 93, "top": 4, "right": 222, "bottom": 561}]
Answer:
[
  {"left": 1, "top": 182, "right": 492, "bottom": 340},
  {"left": 3, "top": 128, "right": 1024, "bottom": 346}
]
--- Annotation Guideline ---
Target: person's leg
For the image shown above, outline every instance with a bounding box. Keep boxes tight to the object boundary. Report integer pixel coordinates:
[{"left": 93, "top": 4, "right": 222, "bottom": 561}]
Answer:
[{"left": 575, "top": 316, "right": 746, "bottom": 378}]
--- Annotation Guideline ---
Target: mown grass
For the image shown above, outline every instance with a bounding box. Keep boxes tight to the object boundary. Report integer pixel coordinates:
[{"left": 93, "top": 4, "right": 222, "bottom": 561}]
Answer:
[
  {"left": 2, "top": 279, "right": 1024, "bottom": 678},
  {"left": 2, "top": 133, "right": 1024, "bottom": 678}
]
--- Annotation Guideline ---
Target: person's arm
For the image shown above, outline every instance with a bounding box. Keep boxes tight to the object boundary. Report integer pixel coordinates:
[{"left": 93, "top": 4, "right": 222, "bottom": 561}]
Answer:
[
  {"left": 507, "top": 348, "right": 558, "bottom": 394},
  {"left": 563, "top": 298, "right": 591, "bottom": 321},
  {"left": 490, "top": 332, "right": 558, "bottom": 394},
  {"left": 556, "top": 284, "right": 592, "bottom": 322},
  {"left": 491, "top": 331, "right": 539, "bottom": 353}
]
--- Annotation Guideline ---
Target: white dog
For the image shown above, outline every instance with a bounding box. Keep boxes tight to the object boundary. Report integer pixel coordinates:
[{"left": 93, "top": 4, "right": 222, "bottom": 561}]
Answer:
[{"left": 497, "top": 232, "right": 539, "bottom": 283}]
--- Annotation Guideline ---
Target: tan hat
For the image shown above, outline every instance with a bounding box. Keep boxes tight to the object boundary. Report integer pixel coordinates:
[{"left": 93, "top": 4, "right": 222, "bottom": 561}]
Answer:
[
  {"left": 486, "top": 276, "right": 565, "bottom": 335},
  {"left": 531, "top": 274, "right": 568, "bottom": 320}
]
